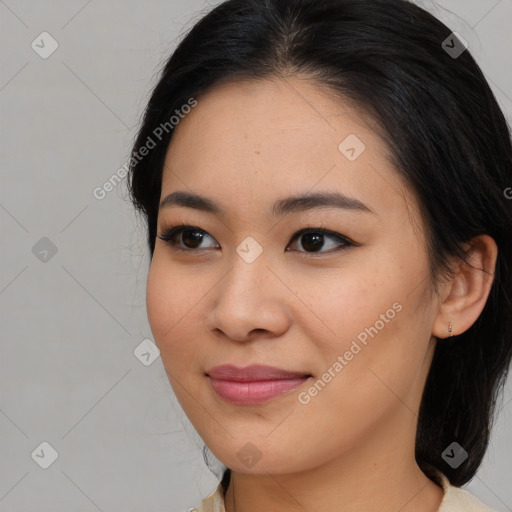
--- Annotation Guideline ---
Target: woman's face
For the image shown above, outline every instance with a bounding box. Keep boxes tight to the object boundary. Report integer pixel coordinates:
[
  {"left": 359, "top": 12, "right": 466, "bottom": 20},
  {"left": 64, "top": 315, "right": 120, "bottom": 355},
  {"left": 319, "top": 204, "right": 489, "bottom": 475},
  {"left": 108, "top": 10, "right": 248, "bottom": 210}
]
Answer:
[{"left": 146, "top": 76, "right": 441, "bottom": 474}]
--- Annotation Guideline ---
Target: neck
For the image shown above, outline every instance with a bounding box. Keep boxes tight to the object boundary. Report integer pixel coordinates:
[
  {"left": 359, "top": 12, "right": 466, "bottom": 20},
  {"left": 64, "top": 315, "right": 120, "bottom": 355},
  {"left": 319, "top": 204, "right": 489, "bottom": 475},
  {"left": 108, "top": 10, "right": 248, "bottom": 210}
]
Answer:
[{"left": 223, "top": 408, "right": 443, "bottom": 512}]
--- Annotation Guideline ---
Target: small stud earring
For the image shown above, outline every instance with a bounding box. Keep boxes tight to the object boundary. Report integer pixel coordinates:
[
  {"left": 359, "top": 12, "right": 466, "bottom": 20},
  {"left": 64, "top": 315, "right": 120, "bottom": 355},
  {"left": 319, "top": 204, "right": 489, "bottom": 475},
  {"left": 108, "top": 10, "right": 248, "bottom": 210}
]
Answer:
[{"left": 448, "top": 322, "right": 453, "bottom": 337}]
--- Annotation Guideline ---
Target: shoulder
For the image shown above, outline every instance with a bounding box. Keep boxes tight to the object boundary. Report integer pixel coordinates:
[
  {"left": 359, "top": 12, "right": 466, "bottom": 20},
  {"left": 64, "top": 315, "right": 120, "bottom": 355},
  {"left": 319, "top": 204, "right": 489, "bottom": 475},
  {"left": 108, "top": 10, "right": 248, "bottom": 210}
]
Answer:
[
  {"left": 428, "top": 466, "right": 496, "bottom": 512},
  {"left": 191, "top": 482, "right": 226, "bottom": 512},
  {"left": 440, "top": 485, "right": 496, "bottom": 512},
  {"left": 190, "top": 469, "right": 497, "bottom": 512}
]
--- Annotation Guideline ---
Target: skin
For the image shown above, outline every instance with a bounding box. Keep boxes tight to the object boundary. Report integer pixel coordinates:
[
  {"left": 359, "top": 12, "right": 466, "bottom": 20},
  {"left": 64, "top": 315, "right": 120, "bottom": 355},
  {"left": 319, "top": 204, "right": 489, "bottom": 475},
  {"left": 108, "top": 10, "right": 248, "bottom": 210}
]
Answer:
[{"left": 146, "top": 75, "right": 497, "bottom": 512}]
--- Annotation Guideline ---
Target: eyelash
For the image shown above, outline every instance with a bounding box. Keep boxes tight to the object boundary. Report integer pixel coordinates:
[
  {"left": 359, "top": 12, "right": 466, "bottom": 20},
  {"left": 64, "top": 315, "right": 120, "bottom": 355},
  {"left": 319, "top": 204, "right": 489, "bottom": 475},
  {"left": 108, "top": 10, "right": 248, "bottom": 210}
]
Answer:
[{"left": 156, "top": 224, "right": 356, "bottom": 255}]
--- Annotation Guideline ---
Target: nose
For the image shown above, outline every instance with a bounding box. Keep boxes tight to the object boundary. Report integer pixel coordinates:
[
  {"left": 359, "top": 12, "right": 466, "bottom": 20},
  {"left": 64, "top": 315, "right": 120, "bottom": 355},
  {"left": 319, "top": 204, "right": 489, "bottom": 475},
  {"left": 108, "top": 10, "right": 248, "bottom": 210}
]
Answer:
[{"left": 208, "top": 255, "right": 291, "bottom": 343}]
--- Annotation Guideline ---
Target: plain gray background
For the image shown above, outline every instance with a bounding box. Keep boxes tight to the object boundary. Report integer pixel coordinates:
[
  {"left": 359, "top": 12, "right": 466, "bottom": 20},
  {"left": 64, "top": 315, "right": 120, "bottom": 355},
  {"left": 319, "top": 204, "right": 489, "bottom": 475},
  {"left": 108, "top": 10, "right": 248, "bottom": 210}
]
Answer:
[{"left": 1, "top": 0, "right": 511, "bottom": 511}]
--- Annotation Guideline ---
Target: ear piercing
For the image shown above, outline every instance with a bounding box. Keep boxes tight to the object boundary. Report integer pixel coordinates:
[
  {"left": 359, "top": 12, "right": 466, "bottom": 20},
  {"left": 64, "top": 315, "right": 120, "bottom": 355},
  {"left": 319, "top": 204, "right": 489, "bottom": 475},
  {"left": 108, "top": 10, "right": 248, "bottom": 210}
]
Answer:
[{"left": 448, "top": 321, "right": 453, "bottom": 337}]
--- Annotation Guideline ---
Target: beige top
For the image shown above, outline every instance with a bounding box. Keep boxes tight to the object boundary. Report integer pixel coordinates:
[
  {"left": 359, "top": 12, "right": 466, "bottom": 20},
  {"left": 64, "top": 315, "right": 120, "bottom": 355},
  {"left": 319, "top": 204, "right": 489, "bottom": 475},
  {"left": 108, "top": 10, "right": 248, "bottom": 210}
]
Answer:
[{"left": 193, "top": 468, "right": 495, "bottom": 512}]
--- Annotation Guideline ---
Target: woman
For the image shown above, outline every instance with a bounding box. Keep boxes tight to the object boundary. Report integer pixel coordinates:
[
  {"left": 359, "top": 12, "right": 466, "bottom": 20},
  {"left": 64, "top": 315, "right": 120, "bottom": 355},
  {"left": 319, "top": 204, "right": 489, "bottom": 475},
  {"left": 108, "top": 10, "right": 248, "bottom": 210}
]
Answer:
[{"left": 127, "top": 0, "right": 512, "bottom": 510}]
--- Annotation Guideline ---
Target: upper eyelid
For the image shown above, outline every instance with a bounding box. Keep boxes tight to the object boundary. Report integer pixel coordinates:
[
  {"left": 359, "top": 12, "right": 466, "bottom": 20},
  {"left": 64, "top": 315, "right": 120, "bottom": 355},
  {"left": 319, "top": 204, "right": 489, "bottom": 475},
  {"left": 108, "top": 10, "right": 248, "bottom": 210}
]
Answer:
[{"left": 158, "top": 224, "right": 348, "bottom": 239}]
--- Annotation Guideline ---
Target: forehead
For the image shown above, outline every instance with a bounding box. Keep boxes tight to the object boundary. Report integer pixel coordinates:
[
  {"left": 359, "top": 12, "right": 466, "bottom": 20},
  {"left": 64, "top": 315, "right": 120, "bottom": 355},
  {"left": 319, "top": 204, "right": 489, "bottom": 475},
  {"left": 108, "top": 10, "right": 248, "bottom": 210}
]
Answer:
[{"left": 160, "top": 76, "right": 419, "bottom": 226}]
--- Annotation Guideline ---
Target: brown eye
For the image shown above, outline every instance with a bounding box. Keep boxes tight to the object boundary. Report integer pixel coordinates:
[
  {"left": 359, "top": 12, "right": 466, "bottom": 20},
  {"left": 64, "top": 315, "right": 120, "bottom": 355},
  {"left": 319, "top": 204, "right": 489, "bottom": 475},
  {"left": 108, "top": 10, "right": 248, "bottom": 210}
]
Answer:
[
  {"left": 179, "top": 229, "right": 207, "bottom": 249},
  {"left": 157, "top": 225, "right": 354, "bottom": 255},
  {"left": 287, "top": 228, "right": 354, "bottom": 254},
  {"left": 157, "top": 226, "right": 219, "bottom": 251}
]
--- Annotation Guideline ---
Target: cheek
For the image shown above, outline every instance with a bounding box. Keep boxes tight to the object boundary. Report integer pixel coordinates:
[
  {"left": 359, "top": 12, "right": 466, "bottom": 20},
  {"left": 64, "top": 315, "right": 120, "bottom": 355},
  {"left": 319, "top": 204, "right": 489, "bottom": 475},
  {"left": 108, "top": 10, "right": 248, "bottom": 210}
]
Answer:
[
  {"left": 300, "top": 263, "right": 397, "bottom": 348},
  {"left": 146, "top": 258, "right": 196, "bottom": 366},
  {"left": 146, "top": 259, "right": 208, "bottom": 419},
  {"left": 146, "top": 261, "right": 169, "bottom": 342},
  {"left": 306, "top": 257, "right": 429, "bottom": 395},
  {"left": 292, "top": 304, "right": 427, "bottom": 466}
]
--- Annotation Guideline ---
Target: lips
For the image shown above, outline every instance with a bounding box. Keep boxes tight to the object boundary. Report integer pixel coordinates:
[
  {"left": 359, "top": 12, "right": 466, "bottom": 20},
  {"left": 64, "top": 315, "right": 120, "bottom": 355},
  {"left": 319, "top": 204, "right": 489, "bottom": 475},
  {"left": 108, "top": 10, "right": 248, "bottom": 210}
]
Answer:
[
  {"left": 205, "top": 364, "right": 311, "bottom": 381},
  {"left": 205, "top": 364, "right": 312, "bottom": 404}
]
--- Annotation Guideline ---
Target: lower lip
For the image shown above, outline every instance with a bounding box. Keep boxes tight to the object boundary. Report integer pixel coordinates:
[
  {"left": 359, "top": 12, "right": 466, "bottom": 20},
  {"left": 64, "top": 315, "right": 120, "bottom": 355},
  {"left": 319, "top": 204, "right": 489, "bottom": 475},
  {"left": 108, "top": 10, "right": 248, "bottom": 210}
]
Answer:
[{"left": 208, "top": 376, "right": 311, "bottom": 404}]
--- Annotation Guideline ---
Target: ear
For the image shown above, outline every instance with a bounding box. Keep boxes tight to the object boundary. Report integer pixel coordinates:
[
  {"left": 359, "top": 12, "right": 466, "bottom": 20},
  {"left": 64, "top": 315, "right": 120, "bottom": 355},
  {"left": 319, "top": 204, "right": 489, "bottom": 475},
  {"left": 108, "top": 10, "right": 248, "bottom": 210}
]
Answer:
[{"left": 432, "top": 234, "right": 498, "bottom": 339}]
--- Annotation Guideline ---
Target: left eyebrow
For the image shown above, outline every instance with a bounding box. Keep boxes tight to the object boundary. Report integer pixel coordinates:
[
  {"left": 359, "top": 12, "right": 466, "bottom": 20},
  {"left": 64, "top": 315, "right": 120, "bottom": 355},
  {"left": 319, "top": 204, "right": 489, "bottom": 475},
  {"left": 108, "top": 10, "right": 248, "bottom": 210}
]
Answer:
[
  {"left": 271, "top": 190, "right": 375, "bottom": 216},
  {"left": 159, "top": 190, "right": 375, "bottom": 217}
]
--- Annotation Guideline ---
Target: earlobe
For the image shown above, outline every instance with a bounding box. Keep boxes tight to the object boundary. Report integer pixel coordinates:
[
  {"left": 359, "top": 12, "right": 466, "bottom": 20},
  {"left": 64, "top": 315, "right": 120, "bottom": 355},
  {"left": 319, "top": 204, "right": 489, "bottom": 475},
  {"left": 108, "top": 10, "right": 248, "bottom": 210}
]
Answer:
[{"left": 432, "top": 234, "right": 498, "bottom": 339}]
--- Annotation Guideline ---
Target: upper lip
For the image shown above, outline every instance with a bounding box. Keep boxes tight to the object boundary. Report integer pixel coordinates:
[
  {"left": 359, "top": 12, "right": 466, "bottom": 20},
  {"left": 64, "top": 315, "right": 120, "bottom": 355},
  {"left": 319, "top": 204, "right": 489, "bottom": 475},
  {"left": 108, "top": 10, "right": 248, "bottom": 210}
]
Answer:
[{"left": 206, "top": 364, "right": 312, "bottom": 382}]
